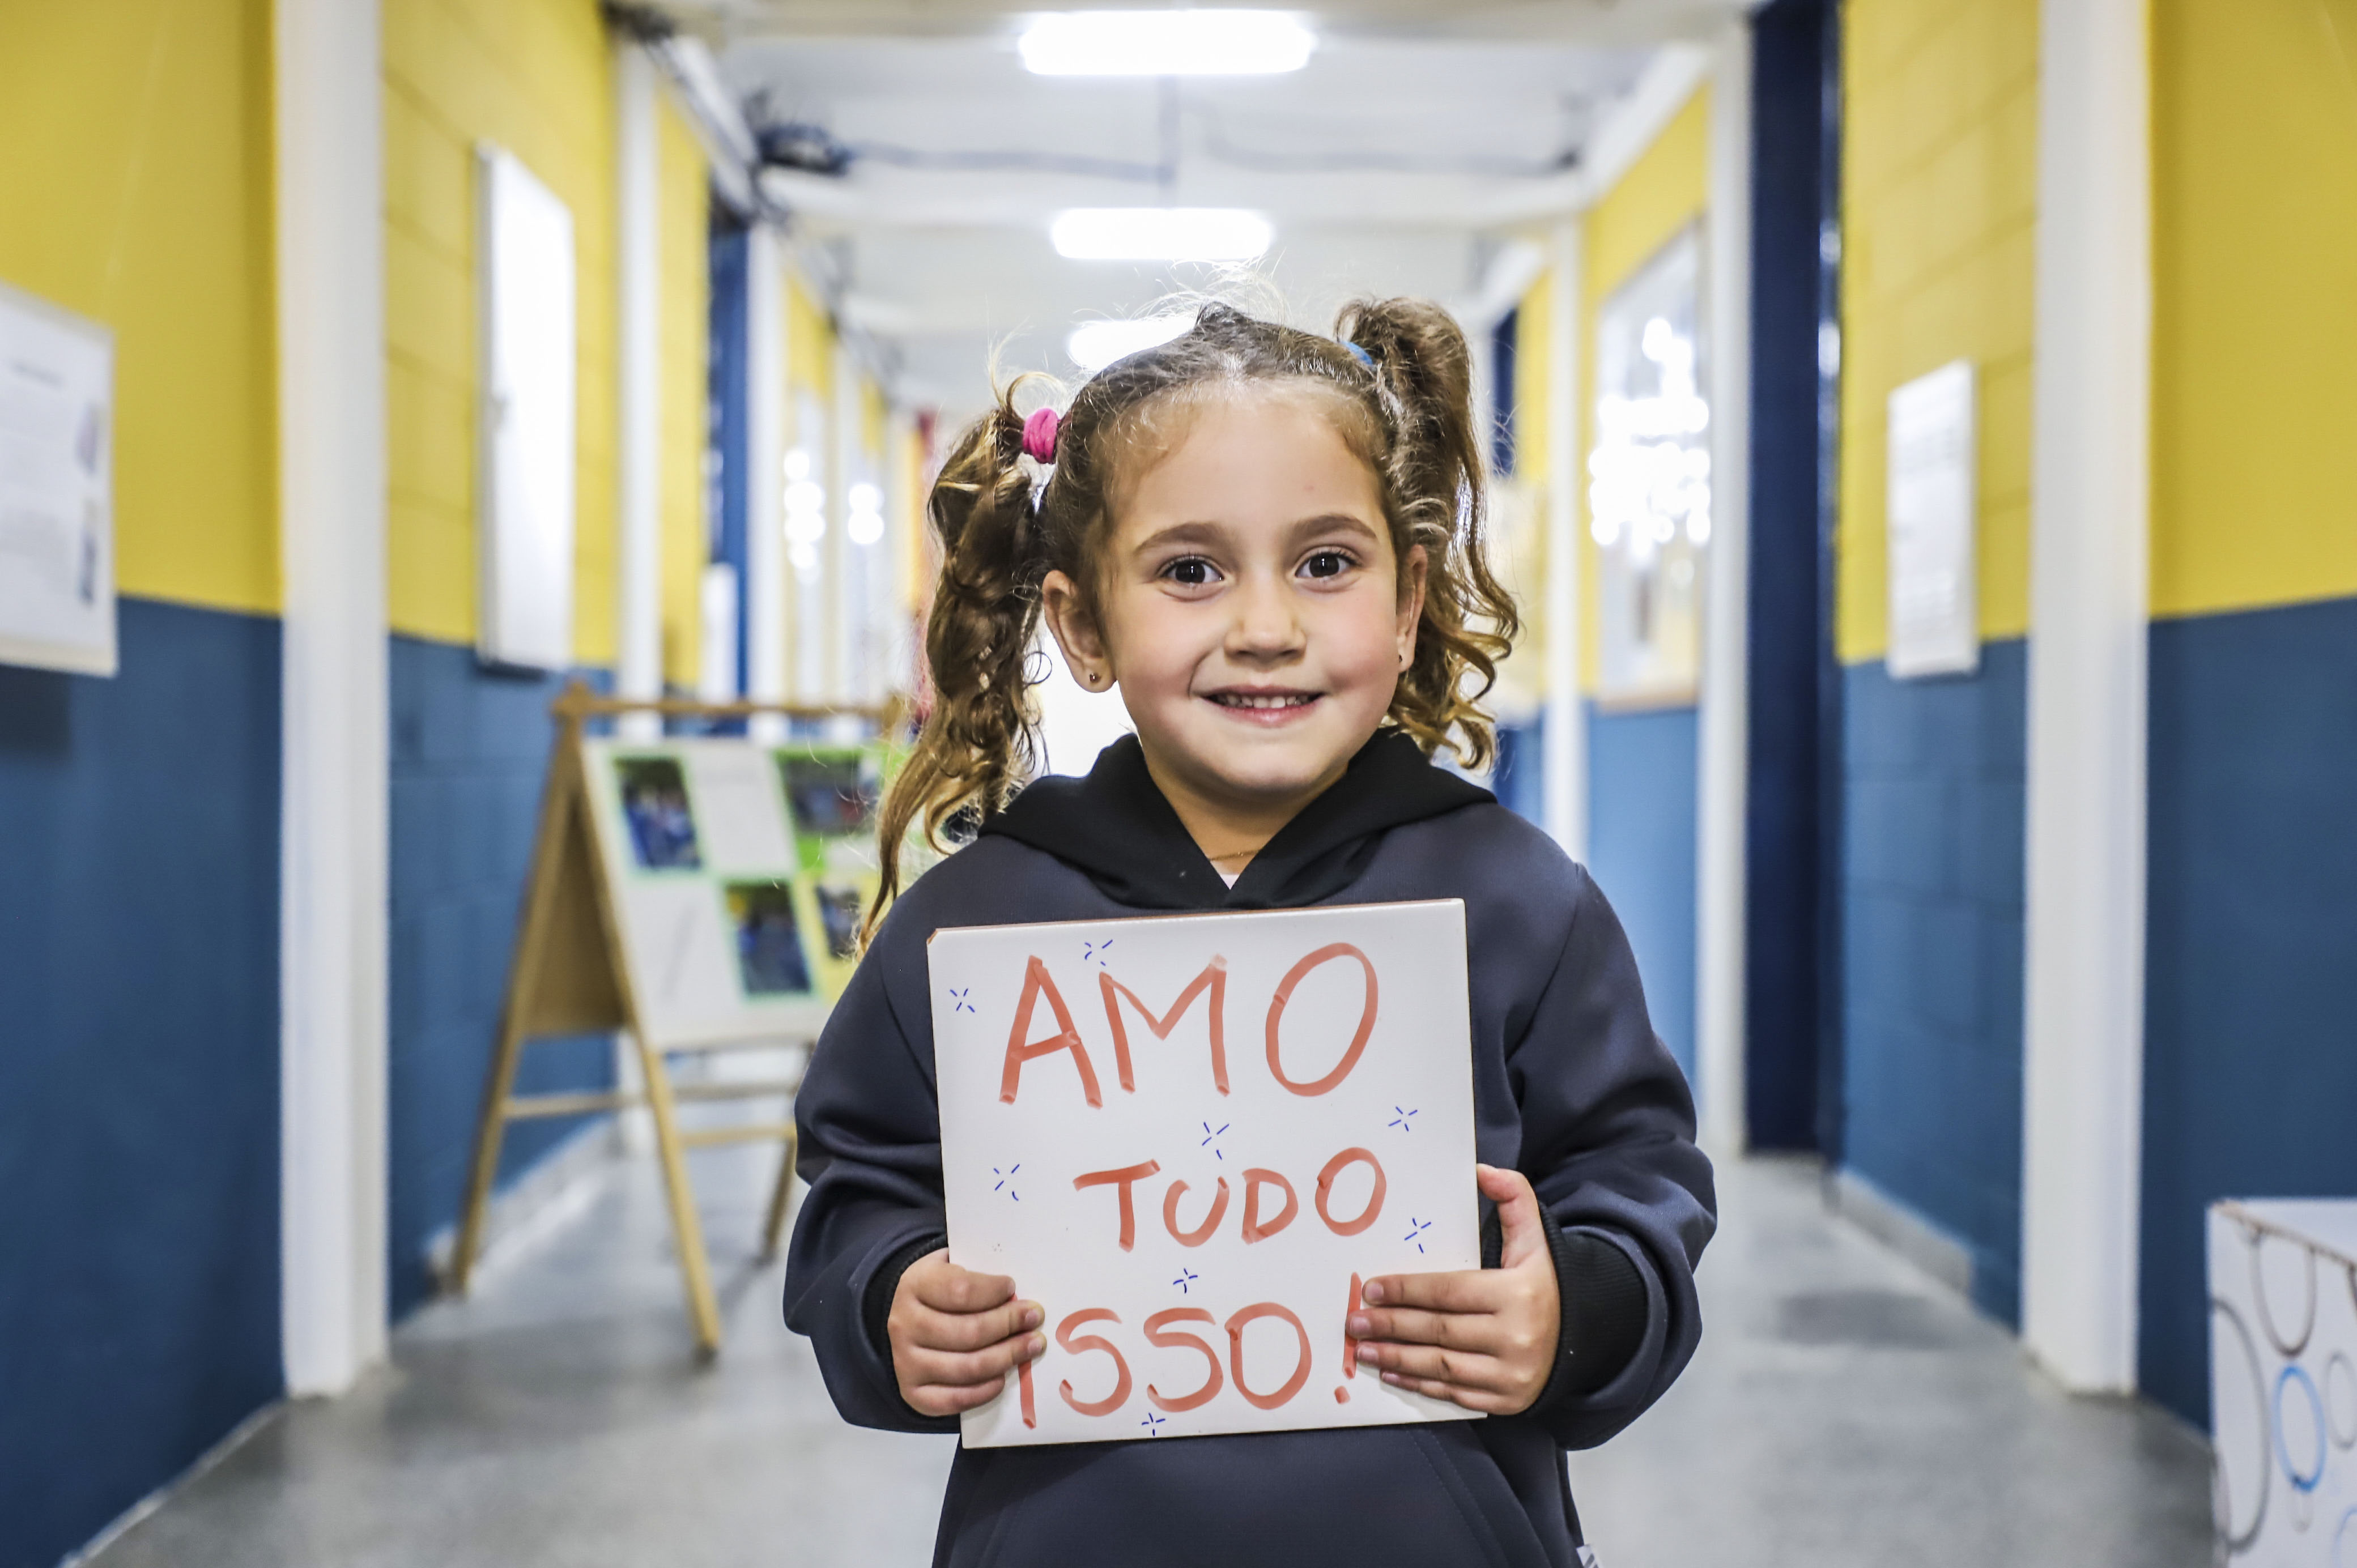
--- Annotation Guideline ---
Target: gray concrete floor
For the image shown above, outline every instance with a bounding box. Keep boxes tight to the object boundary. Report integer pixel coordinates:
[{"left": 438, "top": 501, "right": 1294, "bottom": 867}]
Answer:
[{"left": 92, "top": 1151, "right": 2213, "bottom": 1568}]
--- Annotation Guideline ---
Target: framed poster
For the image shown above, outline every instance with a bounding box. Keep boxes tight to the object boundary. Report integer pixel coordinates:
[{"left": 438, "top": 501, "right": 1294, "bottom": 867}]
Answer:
[
  {"left": 931, "top": 900, "right": 1481, "bottom": 1447},
  {"left": 1886, "top": 360, "right": 1979, "bottom": 679},
  {"left": 1587, "top": 226, "right": 1708, "bottom": 708},
  {"left": 476, "top": 146, "right": 577, "bottom": 672},
  {"left": 0, "top": 279, "right": 114, "bottom": 676}
]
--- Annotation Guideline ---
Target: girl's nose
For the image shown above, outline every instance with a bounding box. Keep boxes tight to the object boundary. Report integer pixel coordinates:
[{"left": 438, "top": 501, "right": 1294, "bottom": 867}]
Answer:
[{"left": 1224, "top": 570, "right": 1305, "bottom": 662}]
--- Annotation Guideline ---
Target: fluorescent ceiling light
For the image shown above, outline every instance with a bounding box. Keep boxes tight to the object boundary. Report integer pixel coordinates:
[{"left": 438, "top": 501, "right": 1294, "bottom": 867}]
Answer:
[
  {"left": 1052, "top": 207, "right": 1271, "bottom": 261},
  {"left": 1068, "top": 312, "right": 1198, "bottom": 372},
  {"left": 1020, "top": 11, "right": 1315, "bottom": 76}
]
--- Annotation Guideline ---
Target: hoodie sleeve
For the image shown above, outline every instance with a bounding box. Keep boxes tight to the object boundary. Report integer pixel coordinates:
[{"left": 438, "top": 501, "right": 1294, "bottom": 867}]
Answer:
[
  {"left": 781, "top": 902, "right": 959, "bottom": 1435},
  {"left": 1507, "top": 864, "right": 1717, "bottom": 1450}
]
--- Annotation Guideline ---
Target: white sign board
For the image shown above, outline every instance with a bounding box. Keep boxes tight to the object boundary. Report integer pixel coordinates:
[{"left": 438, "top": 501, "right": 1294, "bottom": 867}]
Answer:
[
  {"left": 1886, "top": 359, "right": 1979, "bottom": 679},
  {"left": 930, "top": 901, "right": 1481, "bottom": 1447},
  {"left": 476, "top": 146, "right": 576, "bottom": 671},
  {"left": 2210, "top": 1199, "right": 2357, "bottom": 1563},
  {"left": 0, "top": 280, "right": 114, "bottom": 676}
]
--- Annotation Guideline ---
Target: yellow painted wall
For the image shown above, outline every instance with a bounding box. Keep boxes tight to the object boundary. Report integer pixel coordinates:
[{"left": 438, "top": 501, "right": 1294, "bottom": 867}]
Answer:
[
  {"left": 1513, "top": 271, "right": 1552, "bottom": 487},
  {"left": 1579, "top": 87, "right": 1712, "bottom": 692},
  {"left": 2150, "top": 0, "right": 2357, "bottom": 620},
  {"left": 384, "top": 0, "right": 617, "bottom": 661},
  {"left": 0, "top": 0, "right": 278, "bottom": 616},
  {"left": 1836, "top": 0, "right": 2038, "bottom": 663},
  {"left": 657, "top": 95, "right": 709, "bottom": 689},
  {"left": 788, "top": 275, "right": 835, "bottom": 397}
]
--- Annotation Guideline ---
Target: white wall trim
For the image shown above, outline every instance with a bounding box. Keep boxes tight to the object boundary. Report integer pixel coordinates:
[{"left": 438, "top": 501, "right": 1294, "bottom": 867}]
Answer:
[
  {"left": 2021, "top": 0, "right": 2152, "bottom": 1394},
  {"left": 1541, "top": 219, "right": 1588, "bottom": 864},
  {"left": 746, "top": 225, "right": 788, "bottom": 742},
  {"left": 1479, "top": 45, "right": 1713, "bottom": 227},
  {"left": 1696, "top": 25, "right": 1754, "bottom": 1157},
  {"left": 276, "top": 0, "right": 389, "bottom": 1396},
  {"left": 615, "top": 45, "right": 662, "bottom": 743}
]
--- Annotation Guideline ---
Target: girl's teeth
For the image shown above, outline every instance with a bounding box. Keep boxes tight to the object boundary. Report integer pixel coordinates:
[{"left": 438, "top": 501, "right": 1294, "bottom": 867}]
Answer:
[{"left": 1219, "top": 693, "right": 1310, "bottom": 709}]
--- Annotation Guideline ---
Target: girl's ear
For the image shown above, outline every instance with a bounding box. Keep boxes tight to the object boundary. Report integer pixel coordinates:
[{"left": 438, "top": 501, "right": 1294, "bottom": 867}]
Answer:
[
  {"left": 1041, "top": 568, "right": 1112, "bottom": 689},
  {"left": 1395, "top": 543, "right": 1429, "bottom": 670}
]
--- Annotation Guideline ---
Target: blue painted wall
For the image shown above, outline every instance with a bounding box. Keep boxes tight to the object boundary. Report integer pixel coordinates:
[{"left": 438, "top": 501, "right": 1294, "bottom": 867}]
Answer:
[
  {"left": 2141, "top": 594, "right": 2357, "bottom": 1425},
  {"left": 1490, "top": 715, "right": 1545, "bottom": 828},
  {"left": 1586, "top": 704, "right": 1699, "bottom": 1078},
  {"left": 1839, "top": 639, "right": 2026, "bottom": 1323},
  {"left": 0, "top": 599, "right": 283, "bottom": 1568},
  {"left": 388, "top": 637, "right": 614, "bottom": 1318}
]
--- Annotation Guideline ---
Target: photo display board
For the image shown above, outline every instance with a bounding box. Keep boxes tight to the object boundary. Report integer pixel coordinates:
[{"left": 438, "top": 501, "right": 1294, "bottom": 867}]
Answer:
[
  {"left": 930, "top": 901, "right": 1480, "bottom": 1447},
  {"left": 580, "top": 736, "right": 888, "bottom": 1049}
]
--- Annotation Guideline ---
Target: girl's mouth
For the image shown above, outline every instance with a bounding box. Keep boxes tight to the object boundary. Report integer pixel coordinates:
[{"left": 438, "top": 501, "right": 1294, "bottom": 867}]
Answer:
[{"left": 1203, "top": 689, "right": 1321, "bottom": 723}]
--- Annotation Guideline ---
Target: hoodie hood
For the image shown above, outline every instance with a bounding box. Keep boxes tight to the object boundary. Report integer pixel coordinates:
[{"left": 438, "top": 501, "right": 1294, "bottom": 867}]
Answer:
[{"left": 978, "top": 728, "right": 1493, "bottom": 912}]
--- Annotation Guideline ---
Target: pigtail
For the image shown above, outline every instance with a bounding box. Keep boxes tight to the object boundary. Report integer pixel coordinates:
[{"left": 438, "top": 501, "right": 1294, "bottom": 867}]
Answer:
[
  {"left": 1334, "top": 297, "right": 1520, "bottom": 769},
  {"left": 864, "top": 381, "right": 1054, "bottom": 944}
]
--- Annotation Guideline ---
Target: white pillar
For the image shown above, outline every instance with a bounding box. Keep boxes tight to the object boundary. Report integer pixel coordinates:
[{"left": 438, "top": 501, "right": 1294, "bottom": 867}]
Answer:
[
  {"left": 1695, "top": 27, "right": 1754, "bottom": 1157},
  {"left": 1541, "top": 219, "right": 1588, "bottom": 864},
  {"left": 745, "top": 225, "right": 788, "bottom": 742},
  {"left": 2021, "top": 0, "right": 2151, "bottom": 1394},
  {"left": 614, "top": 46, "right": 662, "bottom": 743},
  {"left": 276, "top": 0, "right": 388, "bottom": 1395}
]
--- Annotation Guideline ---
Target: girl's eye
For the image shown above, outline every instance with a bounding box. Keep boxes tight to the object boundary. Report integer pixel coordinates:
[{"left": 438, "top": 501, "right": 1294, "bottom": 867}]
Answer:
[
  {"left": 1162, "top": 556, "right": 1218, "bottom": 586},
  {"left": 1301, "top": 549, "right": 1357, "bottom": 580}
]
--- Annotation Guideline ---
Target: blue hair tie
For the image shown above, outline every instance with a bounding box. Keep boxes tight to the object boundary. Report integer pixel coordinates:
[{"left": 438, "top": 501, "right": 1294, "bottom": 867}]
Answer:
[{"left": 1343, "top": 340, "right": 1374, "bottom": 370}]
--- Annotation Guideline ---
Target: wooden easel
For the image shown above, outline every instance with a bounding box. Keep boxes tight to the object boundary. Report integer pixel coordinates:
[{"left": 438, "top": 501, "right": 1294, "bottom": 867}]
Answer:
[{"left": 449, "top": 683, "right": 894, "bottom": 1356}]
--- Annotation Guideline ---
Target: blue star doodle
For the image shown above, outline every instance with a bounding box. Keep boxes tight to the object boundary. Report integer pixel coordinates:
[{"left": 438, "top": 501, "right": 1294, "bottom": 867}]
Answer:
[
  {"left": 1140, "top": 1412, "right": 1167, "bottom": 1435},
  {"left": 1388, "top": 1106, "right": 1418, "bottom": 1132},
  {"left": 1403, "top": 1216, "right": 1431, "bottom": 1254},
  {"left": 1082, "top": 938, "right": 1114, "bottom": 969},
  {"left": 1171, "top": 1268, "right": 1199, "bottom": 1294},
  {"left": 1199, "top": 1121, "right": 1230, "bottom": 1161},
  {"left": 949, "top": 987, "right": 975, "bottom": 1015},
  {"left": 993, "top": 1165, "right": 1021, "bottom": 1201}
]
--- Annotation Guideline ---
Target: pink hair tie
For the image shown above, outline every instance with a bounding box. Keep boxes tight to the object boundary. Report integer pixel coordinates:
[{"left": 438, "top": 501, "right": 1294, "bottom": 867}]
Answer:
[{"left": 1020, "top": 407, "right": 1061, "bottom": 463}]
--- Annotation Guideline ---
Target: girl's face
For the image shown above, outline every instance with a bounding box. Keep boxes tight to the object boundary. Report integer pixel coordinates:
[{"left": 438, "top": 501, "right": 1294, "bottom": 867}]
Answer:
[{"left": 1043, "top": 389, "right": 1424, "bottom": 833}]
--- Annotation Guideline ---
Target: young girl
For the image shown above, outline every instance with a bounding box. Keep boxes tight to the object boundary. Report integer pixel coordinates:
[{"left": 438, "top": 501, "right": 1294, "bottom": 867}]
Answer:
[{"left": 785, "top": 300, "right": 1714, "bottom": 1567}]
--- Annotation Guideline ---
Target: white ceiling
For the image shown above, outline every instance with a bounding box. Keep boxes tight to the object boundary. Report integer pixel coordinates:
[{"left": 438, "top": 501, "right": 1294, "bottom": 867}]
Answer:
[{"left": 669, "top": 3, "right": 1745, "bottom": 421}]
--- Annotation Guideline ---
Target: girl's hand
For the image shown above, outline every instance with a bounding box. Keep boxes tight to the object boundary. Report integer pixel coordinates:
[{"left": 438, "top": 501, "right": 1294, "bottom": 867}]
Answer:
[
  {"left": 888, "top": 1249, "right": 1046, "bottom": 1417},
  {"left": 1348, "top": 1165, "right": 1562, "bottom": 1414}
]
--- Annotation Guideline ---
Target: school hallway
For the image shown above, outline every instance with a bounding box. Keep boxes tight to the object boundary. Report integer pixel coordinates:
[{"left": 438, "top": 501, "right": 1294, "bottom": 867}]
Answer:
[{"left": 81, "top": 1153, "right": 2209, "bottom": 1568}]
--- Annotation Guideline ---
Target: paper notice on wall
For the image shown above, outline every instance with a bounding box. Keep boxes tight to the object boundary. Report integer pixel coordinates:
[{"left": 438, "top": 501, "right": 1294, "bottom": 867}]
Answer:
[
  {"left": 0, "top": 280, "right": 114, "bottom": 676},
  {"left": 930, "top": 900, "right": 1481, "bottom": 1448},
  {"left": 1886, "top": 359, "right": 1979, "bottom": 679}
]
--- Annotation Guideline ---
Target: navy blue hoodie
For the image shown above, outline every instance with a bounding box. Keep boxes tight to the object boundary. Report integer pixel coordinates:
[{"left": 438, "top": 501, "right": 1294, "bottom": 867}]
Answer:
[{"left": 785, "top": 732, "right": 1715, "bottom": 1568}]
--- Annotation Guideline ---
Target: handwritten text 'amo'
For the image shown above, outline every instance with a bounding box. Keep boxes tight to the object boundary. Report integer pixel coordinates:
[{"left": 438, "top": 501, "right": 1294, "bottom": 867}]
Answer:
[{"left": 994, "top": 943, "right": 1381, "bottom": 1107}]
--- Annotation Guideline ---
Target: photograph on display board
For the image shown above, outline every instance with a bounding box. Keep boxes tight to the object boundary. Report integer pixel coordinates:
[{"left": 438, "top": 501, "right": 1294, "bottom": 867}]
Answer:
[
  {"left": 722, "top": 879, "right": 814, "bottom": 996},
  {"left": 778, "top": 751, "right": 879, "bottom": 840},
  {"left": 616, "top": 756, "right": 702, "bottom": 870},
  {"left": 813, "top": 881, "right": 865, "bottom": 961}
]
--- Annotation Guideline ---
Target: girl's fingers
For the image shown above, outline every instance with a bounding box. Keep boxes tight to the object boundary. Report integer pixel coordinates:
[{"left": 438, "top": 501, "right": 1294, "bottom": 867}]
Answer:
[
  {"left": 906, "top": 1373, "right": 1007, "bottom": 1416},
  {"left": 1474, "top": 1164, "right": 1550, "bottom": 1273},
  {"left": 902, "top": 1332, "right": 1046, "bottom": 1390},
  {"left": 1360, "top": 1267, "right": 1497, "bottom": 1314},
  {"left": 1355, "top": 1340, "right": 1517, "bottom": 1395},
  {"left": 1350, "top": 1305, "right": 1491, "bottom": 1351},
  {"left": 915, "top": 1297, "right": 1043, "bottom": 1352},
  {"left": 1377, "top": 1370, "right": 1522, "bottom": 1414},
  {"left": 912, "top": 1260, "right": 1016, "bottom": 1313}
]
